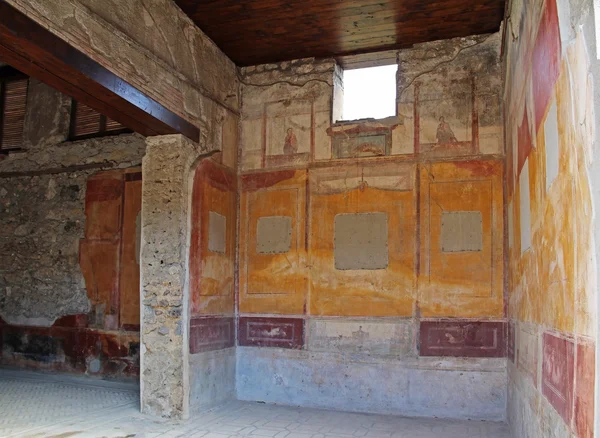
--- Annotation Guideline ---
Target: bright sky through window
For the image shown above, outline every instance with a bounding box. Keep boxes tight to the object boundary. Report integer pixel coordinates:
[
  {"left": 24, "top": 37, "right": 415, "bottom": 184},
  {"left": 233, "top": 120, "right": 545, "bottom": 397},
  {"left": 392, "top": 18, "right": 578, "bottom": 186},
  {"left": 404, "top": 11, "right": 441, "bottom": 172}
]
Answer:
[{"left": 342, "top": 64, "right": 397, "bottom": 121}]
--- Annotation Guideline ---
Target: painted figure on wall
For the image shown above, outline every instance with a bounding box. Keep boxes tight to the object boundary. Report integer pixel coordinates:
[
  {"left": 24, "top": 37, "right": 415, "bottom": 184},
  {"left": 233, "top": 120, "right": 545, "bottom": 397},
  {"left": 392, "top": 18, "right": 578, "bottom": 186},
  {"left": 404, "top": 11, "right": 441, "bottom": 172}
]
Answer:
[
  {"left": 436, "top": 117, "right": 458, "bottom": 144},
  {"left": 283, "top": 128, "right": 298, "bottom": 155}
]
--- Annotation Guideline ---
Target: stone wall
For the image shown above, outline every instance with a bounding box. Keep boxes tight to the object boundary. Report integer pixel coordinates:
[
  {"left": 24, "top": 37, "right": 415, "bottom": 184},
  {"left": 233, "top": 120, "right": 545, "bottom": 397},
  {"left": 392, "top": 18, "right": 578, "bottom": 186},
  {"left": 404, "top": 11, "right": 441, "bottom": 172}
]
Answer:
[
  {"left": 504, "top": 0, "right": 598, "bottom": 437},
  {"left": 235, "top": 34, "right": 506, "bottom": 420},
  {"left": 0, "top": 78, "right": 145, "bottom": 377}
]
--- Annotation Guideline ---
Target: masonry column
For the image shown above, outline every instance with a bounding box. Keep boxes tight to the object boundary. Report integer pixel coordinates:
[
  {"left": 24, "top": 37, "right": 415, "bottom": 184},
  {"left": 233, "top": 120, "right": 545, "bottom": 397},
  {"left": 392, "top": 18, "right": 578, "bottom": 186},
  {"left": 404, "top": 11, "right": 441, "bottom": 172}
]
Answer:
[{"left": 140, "top": 134, "right": 205, "bottom": 419}]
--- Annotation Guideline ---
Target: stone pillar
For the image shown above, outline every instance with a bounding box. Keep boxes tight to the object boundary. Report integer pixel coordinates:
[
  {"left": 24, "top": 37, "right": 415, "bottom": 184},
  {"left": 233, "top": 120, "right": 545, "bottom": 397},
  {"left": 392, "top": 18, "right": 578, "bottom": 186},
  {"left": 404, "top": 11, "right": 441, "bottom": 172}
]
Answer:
[{"left": 140, "top": 134, "right": 206, "bottom": 419}]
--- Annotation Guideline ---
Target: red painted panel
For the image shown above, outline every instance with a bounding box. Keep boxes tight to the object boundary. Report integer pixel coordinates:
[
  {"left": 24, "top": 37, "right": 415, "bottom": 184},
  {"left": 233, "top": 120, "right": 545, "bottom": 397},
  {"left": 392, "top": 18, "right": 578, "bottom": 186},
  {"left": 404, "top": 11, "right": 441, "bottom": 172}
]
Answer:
[
  {"left": 454, "top": 161, "right": 498, "bottom": 177},
  {"left": 84, "top": 173, "right": 123, "bottom": 240},
  {"left": 542, "top": 332, "right": 575, "bottom": 425},
  {"left": 517, "top": 108, "right": 532, "bottom": 175},
  {"left": 241, "top": 170, "right": 296, "bottom": 191},
  {"left": 238, "top": 317, "right": 304, "bottom": 349},
  {"left": 79, "top": 240, "right": 120, "bottom": 318},
  {"left": 189, "top": 316, "right": 235, "bottom": 353},
  {"left": 199, "top": 159, "right": 236, "bottom": 192},
  {"left": 532, "top": 0, "right": 561, "bottom": 131},
  {"left": 419, "top": 320, "right": 506, "bottom": 358},
  {"left": 119, "top": 176, "right": 142, "bottom": 328},
  {"left": 575, "top": 339, "right": 595, "bottom": 438}
]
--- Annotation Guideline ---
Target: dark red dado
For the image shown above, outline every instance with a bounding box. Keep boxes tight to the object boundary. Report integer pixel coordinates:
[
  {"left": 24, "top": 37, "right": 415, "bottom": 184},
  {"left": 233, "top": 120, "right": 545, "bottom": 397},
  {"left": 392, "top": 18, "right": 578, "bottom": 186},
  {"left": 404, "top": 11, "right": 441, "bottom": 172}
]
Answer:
[
  {"left": 419, "top": 320, "right": 506, "bottom": 358},
  {"left": 238, "top": 317, "right": 304, "bottom": 349},
  {"left": 575, "top": 338, "right": 596, "bottom": 438},
  {"left": 189, "top": 316, "right": 235, "bottom": 354},
  {"left": 542, "top": 332, "right": 574, "bottom": 425},
  {"left": 0, "top": 314, "right": 139, "bottom": 377}
]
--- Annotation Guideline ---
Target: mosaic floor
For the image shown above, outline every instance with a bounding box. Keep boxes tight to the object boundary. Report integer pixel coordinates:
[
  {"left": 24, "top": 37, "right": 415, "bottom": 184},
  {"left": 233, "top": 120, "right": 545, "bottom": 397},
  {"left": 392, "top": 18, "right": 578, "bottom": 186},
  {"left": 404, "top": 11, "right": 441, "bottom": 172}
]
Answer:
[{"left": 0, "top": 369, "right": 511, "bottom": 437}]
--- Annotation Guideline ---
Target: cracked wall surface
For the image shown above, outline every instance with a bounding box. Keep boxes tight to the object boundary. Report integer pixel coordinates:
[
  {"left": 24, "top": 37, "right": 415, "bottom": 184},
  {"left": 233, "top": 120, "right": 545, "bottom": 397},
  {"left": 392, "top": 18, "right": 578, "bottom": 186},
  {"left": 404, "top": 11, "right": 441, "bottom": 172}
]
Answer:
[{"left": 504, "top": 0, "right": 598, "bottom": 437}]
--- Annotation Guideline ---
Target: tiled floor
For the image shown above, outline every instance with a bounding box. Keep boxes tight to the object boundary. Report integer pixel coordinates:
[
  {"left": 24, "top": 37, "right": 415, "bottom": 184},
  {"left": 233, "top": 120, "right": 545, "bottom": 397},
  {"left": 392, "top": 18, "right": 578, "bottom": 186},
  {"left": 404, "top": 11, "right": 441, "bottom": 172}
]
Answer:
[{"left": 0, "top": 369, "right": 511, "bottom": 438}]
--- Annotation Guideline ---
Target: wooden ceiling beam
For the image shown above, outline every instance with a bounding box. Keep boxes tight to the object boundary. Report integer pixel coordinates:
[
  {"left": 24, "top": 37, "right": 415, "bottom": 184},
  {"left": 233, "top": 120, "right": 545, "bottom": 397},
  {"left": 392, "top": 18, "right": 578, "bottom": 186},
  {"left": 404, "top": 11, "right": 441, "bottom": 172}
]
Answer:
[
  {"left": 175, "top": 0, "right": 505, "bottom": 66},
  {"left": 0, "top": 2, "right": 200, "bottom": 142}
]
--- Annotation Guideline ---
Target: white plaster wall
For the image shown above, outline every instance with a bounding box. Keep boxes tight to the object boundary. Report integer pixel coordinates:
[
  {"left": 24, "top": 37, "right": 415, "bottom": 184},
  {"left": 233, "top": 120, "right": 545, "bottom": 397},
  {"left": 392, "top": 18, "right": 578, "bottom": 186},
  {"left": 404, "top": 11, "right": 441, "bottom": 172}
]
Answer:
[
  {"left": 236, "top": 347, "right": 507, "bottom": 421},
  {"left": 189, "top": 348, "right": 236, "bottom": 411}
]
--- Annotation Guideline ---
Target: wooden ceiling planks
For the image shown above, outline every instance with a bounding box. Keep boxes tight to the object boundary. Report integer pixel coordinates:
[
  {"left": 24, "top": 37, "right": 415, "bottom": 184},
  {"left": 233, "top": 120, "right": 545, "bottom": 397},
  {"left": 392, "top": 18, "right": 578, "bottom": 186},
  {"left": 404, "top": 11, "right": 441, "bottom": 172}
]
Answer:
[{"left": 174, "top": 0, "right": 505, "bottom": 66}]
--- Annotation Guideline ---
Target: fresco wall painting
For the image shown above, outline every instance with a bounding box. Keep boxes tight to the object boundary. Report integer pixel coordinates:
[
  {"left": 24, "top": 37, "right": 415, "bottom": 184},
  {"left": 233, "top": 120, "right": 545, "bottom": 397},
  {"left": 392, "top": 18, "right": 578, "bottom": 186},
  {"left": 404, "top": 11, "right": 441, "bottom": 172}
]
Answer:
[{"left": 504, "top": 0, "right": 596, "bottom": 436}]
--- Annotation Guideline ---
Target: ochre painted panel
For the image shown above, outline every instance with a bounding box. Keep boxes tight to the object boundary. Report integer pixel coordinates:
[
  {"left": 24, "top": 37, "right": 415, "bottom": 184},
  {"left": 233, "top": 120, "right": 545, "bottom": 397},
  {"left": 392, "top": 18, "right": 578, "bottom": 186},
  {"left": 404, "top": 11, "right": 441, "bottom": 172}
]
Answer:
[
  {"left": 418, "top": 160, "right": 504, "bottom": 318},
  {"left": 189, "top": 159, "right": 236, "bottom": 315},
  {"left": 239, "top": 170, "right": 307, "bottom": 314},
  {"left": 309, "top": 163, "right": 416, "bottom": 317}
]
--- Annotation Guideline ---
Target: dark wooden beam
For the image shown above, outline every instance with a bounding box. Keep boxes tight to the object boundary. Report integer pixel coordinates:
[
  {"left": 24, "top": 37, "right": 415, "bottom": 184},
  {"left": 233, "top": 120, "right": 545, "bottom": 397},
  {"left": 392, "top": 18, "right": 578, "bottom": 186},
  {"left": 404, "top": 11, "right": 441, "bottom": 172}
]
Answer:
[{"left": 0, "top": 1, "right": 200, "bottom": 142}]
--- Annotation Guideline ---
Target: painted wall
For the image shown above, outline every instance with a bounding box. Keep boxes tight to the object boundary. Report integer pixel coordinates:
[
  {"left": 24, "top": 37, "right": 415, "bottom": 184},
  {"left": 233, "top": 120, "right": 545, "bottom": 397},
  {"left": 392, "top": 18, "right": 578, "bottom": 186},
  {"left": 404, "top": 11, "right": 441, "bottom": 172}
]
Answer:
[
  {"left": 504, "top": 0, "right": 597, "bottom": 436},
  {"left": 0, "top": 78, "right": 145, "bottom": 378},
  {"left": 187, "top": 121, "right": 238, "bottom": 410},
  {"left": 236, "top": 34, "right": 507, "bottom": 420}
]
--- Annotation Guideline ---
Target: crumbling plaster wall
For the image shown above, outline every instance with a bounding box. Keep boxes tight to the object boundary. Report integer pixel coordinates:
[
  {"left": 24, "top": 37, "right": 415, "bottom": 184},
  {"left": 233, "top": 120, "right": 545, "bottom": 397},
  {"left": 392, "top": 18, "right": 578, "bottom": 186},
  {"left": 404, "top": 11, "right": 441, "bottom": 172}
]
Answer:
[
  {"left": 0, "top": 78, "right": 145, "bottom": 326},
  {"left": 236, "top": 34, "right": 507, "bottom": 420},
  {"left": 0, "top": 77, "right": 145, "bottom": 379},
  {"left": 504, "top": 0, "right": 598, "bottom": 437},
  {"left": 5, "top": 0, "right": 240, "bottom": 148}
]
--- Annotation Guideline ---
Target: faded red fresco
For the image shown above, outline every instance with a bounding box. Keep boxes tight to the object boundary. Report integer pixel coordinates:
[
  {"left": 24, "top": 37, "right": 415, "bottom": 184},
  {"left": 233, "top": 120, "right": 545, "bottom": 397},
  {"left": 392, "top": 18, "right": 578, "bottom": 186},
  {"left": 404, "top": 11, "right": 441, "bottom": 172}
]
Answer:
[
  {"left": 420, "top": 320, "right": 506, "bottom": 358},
  {"left": 1, "top": 169, "right": 142, "bottom": 377},
  {"left": 532, "top": 0, "right": 561, "bottom": 131},
  {"left": 575, "top": 339, "right": 595, "bottom": 438},
  {"left": 238, "top": 317, "right": 304, "bottom": 349},
  {"left": 189, "top": 316, "right": 235, "bottom": 354},
  {"left": 542, "top": 332, "right": 574, "bottom": 425}
]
